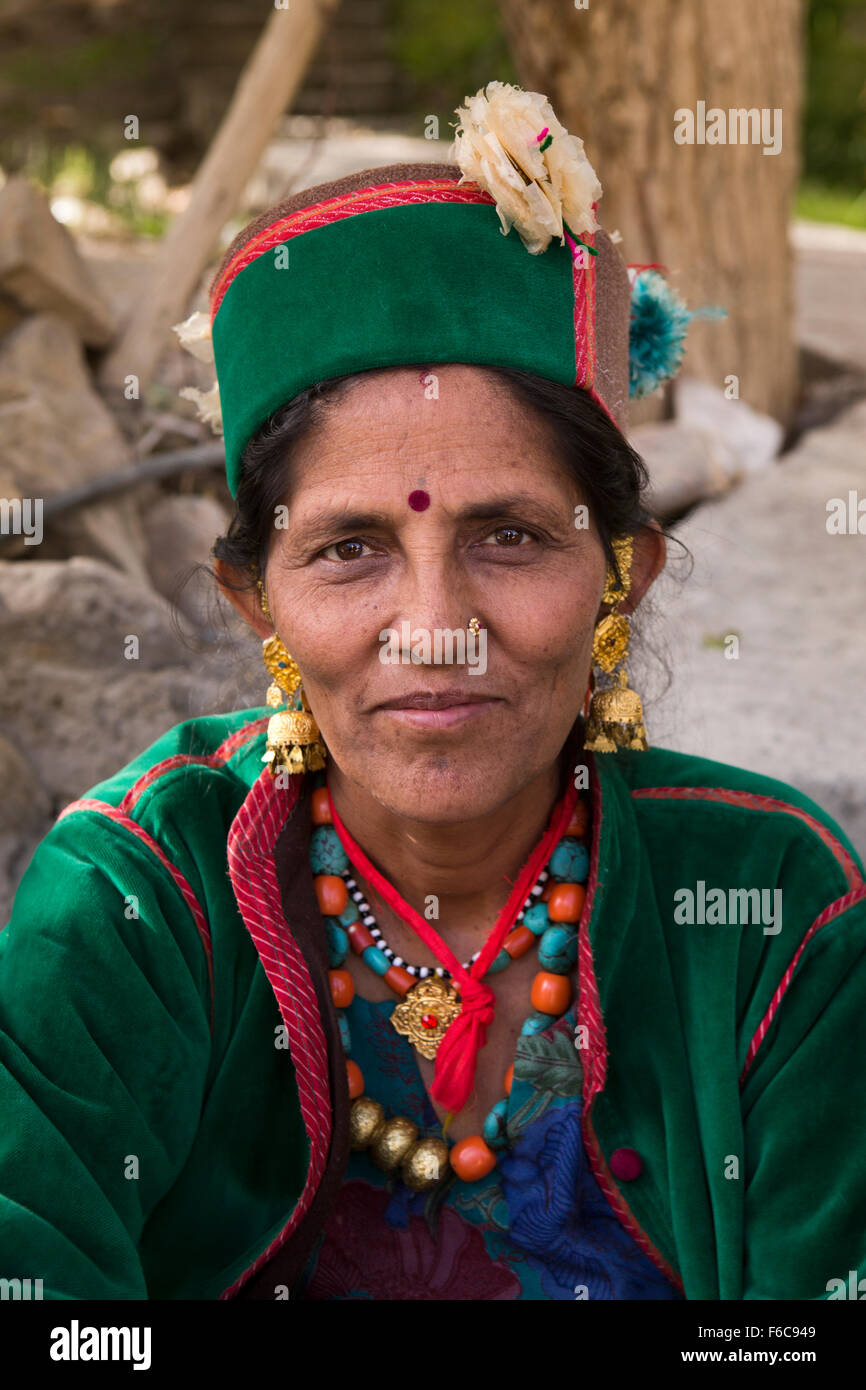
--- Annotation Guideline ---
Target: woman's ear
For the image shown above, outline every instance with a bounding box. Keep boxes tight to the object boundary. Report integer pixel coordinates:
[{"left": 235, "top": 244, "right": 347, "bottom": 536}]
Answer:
[
  {"left": 622, "top": 520, "right": 666, "bottom": 616},
  {"left": 214, "top": 558, "right": 273, "bottom": 639}
]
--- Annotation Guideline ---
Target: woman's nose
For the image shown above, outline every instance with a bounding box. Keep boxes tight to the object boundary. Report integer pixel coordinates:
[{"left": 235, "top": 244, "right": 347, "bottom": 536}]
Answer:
[{"left": 389, "top": 551, "right": 475, "bottom": 637}]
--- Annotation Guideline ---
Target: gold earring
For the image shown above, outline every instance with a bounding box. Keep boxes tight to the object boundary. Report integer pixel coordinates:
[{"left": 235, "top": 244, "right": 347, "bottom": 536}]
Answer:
[
  {"left": 256, "top": 578, "right": 272, "bottom": 624},
  {"left": 584, "top": 535, "right": 649, "bottom": 753},
  {"left": 255, "top": 578, "right": 327, "bottom": 776}
]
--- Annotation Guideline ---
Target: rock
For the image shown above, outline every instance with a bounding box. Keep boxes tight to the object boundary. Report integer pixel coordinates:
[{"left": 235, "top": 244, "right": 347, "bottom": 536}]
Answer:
[
  {"left": 792, "top": 219, "right": 866, "bottom": 375},
  {"left": 629, "top": 422, "right": 741, "bottom": 518},
  {"left": 0, "top": 297, "right": 24, "bottom": 342},
  {"left": 647, "top": 398, "right": 866, "bottom": 856},
  {"left": 794, "top": 347, "right": 866, "bottom": 437},
  {"left": 77, "top": 234, "right": 157, "bottom": 326},
  {"left": 0, "top": 177, "right": 116, "bottom": 347},
  {"left": 674, "top": 377, "right": 784, "bottom": 475},
  {"left": 143, "top": 493, "right": 231, "bottom": 631},
  {"left": 0, "top": 555, "right": 263, "bottom": 918},
  {"left": 0, "top": 555, "right": 264, "bottom": 780},
  {"left": 0, "top": 834, "right": 49, "bottom": 931},
  {"left": 0, "top": 735, "right": 53, "bottom": 923},
  {"left": 0, "top": 313, "right": 149, "bottom": 581},
  {"left": 0, "top": 735, "right": 51, "bottom": 834}
]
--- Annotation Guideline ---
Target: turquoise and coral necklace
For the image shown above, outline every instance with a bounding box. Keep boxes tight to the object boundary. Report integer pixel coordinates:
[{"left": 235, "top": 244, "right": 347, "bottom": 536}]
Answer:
[{"left": 307, "top": 773, "right": 590, "bottom": 1190}]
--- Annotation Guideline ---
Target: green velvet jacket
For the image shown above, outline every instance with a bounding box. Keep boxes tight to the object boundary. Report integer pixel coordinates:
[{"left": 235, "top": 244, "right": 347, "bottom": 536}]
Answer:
[{"left": 1, "top": 706, "right": 864, "bottom": 1300}]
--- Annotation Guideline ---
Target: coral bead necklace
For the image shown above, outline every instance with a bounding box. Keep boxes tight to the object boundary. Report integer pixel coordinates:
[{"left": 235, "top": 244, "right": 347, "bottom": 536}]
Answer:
[{"left": 308, "top": 772, "right": 590, "bottom": 1190}]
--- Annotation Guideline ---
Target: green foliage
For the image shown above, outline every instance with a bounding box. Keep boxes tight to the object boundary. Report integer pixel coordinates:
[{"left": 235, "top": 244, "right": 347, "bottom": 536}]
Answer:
[
  {"left": 805, "top": 0, "right": 866, "bottom": 190},
  {"left": 386, "top": 0, "right": 517, "bottom": 126},
  {"left": 0, "top": 33, "right": 156, "bottom": 94},
  {"left": 796, "top": 179, "right": 866, "bottom": 228},
  {"left": 21, "top": 142, "right": 168, "bottom": 239},
  {"left": 25, "top": 144, "right": 104, "bottom": 201}
]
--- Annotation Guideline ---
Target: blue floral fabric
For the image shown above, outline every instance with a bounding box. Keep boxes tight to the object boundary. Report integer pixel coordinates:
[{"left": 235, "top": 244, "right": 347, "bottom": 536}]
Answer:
[{"left": 297, "top": 995, "right": 682, "bottom": 1301}]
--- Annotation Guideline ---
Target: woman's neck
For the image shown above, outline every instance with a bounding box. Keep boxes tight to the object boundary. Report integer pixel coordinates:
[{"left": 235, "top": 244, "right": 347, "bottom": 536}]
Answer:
[{"left": 325, "top": 755, "right": 567, "bottom": 928}]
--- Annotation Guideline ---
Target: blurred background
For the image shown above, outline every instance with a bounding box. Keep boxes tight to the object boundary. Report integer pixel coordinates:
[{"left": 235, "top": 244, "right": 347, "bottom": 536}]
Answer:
[{"left": 0, "top": 0, "right": 864, "bottom": 916}]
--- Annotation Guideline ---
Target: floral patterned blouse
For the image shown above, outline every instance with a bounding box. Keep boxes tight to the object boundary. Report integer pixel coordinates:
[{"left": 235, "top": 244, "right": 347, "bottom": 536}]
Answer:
[{"left": 296, "top": 994, "right": 683, "bottom": 1300}]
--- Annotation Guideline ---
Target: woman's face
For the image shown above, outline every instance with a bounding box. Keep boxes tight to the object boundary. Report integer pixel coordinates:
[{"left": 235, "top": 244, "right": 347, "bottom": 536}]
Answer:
[{"left": 226, "top": 365, "right": 653, "bottom": 824}]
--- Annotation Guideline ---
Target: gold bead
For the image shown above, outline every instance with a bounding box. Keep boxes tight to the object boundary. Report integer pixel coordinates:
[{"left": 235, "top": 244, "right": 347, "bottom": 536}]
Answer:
[
  {"left": 401, "top": 1137, "right": 451, "bottom": 1192},
  {"left": 601, "top": 535, "right": 634, "bottom": 605},
  {"left": 591, "top": 612, "right": 630, "bottom": 674},
  {"left": 267, "top": 710, "right": 319, "bottom": 746},
  {"left": 349, "top": 1097, "right": 386, "bottom": 1150},
  {"left": 262, "top": 634, "right": 301, "bottom": 693},
  {"left": 369, "top": 1116, "right": 419, "bottom": 1171}
]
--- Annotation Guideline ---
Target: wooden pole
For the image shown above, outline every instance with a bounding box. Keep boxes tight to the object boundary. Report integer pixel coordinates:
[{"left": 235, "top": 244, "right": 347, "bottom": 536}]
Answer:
[{"left": 99, "top": 0, "right": 342, "bottom": 391}]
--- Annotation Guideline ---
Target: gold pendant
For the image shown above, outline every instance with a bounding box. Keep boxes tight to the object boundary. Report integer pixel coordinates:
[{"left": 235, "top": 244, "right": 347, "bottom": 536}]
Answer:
[{"left": 391, "top": 977, "right": 461, "bottom": 1060}]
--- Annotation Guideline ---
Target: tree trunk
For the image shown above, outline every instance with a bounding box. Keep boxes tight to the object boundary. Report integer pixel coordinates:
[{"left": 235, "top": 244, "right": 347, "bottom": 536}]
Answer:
[{"left": 497, "top": 0, "right": 804, "bottom": 424}]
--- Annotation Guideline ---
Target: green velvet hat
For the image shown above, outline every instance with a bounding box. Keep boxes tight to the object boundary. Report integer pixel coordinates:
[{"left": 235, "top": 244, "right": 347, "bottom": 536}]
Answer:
[{"left": 174, "top": 82, "right": 690, "bottom": 498}]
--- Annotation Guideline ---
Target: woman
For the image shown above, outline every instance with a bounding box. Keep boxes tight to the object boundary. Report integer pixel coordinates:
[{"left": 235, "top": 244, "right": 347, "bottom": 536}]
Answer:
[{"left": 1, "top": 84, "right": 864, "bottom": 1302}]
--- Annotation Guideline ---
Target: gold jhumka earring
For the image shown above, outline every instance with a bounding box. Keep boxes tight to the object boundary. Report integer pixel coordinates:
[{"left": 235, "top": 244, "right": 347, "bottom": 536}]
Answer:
[
  {"left": 583, "top": 535, "right": 649, "bottom": 753},
  {"left": 256, "top": 578, "right": 327, "bottom": 775}
]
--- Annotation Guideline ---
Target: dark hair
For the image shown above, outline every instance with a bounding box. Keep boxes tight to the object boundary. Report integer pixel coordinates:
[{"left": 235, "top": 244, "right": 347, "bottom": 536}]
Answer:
[{"left": 212, "top": 365, "right": 657, "bottom": 594}]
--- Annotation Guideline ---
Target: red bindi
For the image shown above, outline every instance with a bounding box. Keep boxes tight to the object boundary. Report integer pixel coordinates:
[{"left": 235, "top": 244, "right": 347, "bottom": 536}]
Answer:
[{"left": 408, "top": 489, "right": 431, "bottom": 511}]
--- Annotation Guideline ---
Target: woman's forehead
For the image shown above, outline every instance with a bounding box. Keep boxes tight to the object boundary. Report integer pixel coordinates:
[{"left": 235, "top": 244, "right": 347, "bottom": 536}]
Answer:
[{"left": 290, "top": 367, "right": 557, "bottom": 468}]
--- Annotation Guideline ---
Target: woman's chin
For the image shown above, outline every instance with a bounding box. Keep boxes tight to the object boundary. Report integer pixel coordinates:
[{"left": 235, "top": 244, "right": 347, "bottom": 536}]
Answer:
[{"left": 342, "top": 752, "right": 531, "bottom": 826}]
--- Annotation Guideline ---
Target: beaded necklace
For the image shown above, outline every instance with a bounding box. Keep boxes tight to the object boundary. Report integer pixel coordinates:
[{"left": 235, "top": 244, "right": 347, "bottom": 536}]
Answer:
[
  {"left": 345, "top": 868, "right": 553, "bottom": 978},
  {"left": 308, "top": 776, "right": 590, "bottom": 1191}
]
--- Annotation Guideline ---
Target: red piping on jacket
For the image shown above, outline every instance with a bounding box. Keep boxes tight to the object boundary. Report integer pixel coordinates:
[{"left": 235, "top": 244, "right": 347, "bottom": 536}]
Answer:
[
  {"left": 632, "top": 786, "right": 863, "bottom": 891},
  {"left": 630, "top": 785, "right": 865, "bottom": 1084},
  {"left": 119, "top": 718, "right": 270, "bottom": 813},
  {"left": 56, "top": 798, "right": 215, "bottom": 1032},
  {"left": 221, "top": 770, "right": 332, "bottom": 1299},
  {"left": 739, "top": 884, "right": 866, "bottom": 1085},
  {"left": 54, "top": 717, "right": 273, "bottom": 1036},
  {"left": 579, "top": 762, "right": 686, "bottom": 1294}
]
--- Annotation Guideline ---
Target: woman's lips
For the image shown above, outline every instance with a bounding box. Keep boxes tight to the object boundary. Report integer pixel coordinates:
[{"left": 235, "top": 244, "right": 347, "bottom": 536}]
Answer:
[{"left": 378, "top": 701, "right": 501, "bottom": 730}]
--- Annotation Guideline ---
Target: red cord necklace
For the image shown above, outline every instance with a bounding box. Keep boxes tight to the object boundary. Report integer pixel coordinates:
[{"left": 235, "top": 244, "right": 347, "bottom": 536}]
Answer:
[{"left": 326, "top": 774, "right": 579, "bottom": 1116}]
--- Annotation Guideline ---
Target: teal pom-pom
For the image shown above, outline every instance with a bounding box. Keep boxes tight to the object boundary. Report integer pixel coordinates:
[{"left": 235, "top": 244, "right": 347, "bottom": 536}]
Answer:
[
  {"left": 628, "top": 270, "right": 725, "bottom": 400},
  {"left": 628, "top": 270, "right": 691, "bottom": 399}
]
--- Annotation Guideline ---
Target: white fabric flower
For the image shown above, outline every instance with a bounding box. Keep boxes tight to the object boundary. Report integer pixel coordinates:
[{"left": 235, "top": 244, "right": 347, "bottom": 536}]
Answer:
[
  {"left": 171, "top": 310, "right": 215, "bottom": 364},
  {"left": 179, "top": 383, "right": 223, "bottom": 435},
  {"left": 172, "top": 311, "right": 222, "bottom": 433},
  {"left": 450, "top": 81, "right": 602, "bottom": 255}
]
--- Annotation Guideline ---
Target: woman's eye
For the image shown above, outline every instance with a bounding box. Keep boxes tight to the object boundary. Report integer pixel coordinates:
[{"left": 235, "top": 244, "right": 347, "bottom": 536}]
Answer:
[
  {"left": 318, "top": 526, "right": 538, "bottom": 562},
  {"left": 482, "top": 525, "right": 535, "bottom": 547},
  {"left": 321, "top": 538, "right": 372, "bottom": 562}
]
